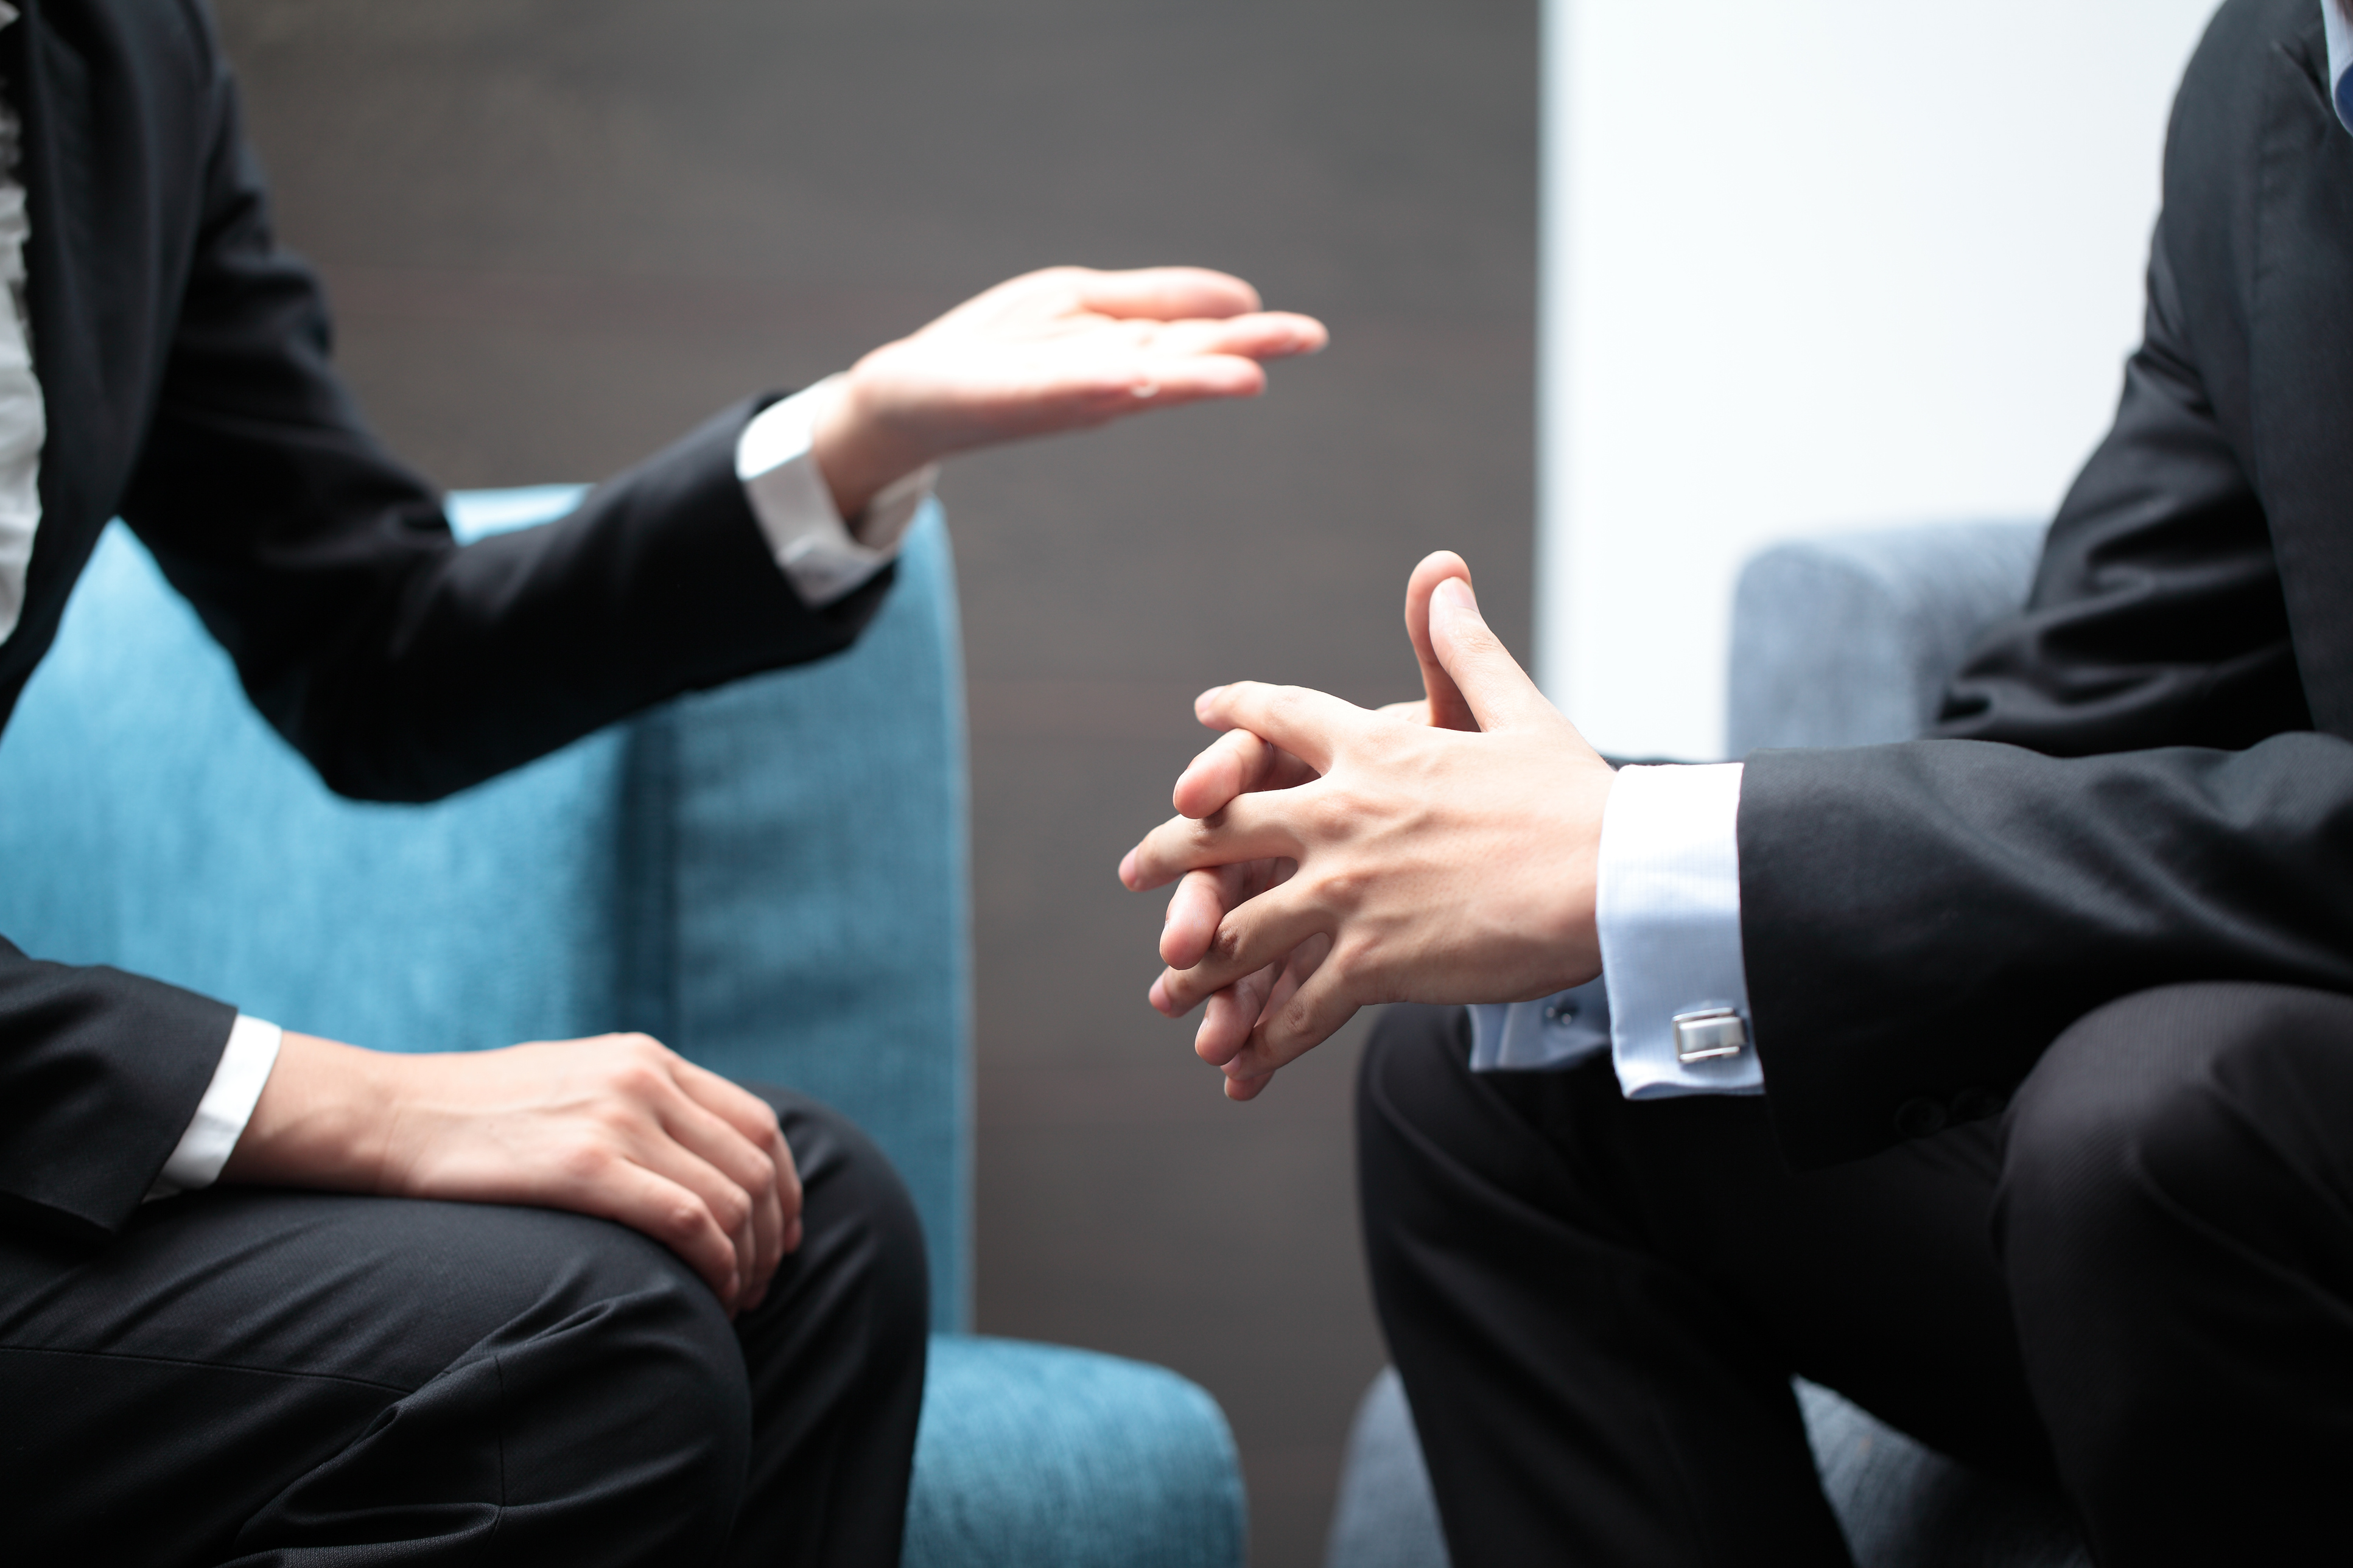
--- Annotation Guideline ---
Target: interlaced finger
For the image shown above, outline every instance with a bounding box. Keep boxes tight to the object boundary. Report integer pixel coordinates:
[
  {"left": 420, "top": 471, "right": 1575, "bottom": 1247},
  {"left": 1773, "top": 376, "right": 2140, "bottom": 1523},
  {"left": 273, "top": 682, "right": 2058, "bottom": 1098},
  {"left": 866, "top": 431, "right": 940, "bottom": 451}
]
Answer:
[
  {"left": 1162, "top": 858, "right": 1294, "bottom": 970},
  {"left": 1193, "top": 961, "right": 1280, "bottom": 1067},
  {"left": 1174, "top": 726, "right": 1318, "bottom": 821},
  {"left": 1191, "top": 682, "right": 1367, "bottom": 774},
  {"left": 1218, "top": 947, "right": 1358, "bottom": 1099},
  {"left": 1155, "top": 880, "right": 1333, "bottom": 1015},
  {"left": 1123, "top": 790, "right": 1312, "bottom": 892}
]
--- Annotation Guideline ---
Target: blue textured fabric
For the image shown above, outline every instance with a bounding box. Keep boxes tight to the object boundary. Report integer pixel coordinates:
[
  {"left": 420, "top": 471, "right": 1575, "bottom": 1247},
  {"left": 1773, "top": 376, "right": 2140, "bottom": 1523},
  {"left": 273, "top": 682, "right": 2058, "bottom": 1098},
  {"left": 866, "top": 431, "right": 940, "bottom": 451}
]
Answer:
[
  {"left": 1324, "top": 1368, "right": 1450, "bottom": 1568},
  {"left": 0, "top": 520, "right": 636, "bottom": 1055},
  {"left": 1797, "top": 1381, "right": 2088, "bottom": 1568},
  {"left": 908, "top": 1335, "right": 1246, "bottom": 1568},
  {"left": 1725, "top": 521, "right": 2045, "bottom": 757}
]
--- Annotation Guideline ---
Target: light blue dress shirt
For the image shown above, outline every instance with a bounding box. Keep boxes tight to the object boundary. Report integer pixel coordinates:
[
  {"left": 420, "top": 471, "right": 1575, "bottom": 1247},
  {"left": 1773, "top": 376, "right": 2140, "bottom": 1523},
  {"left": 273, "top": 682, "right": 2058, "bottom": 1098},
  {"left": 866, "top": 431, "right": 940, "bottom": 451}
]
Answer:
[{"left": 1476, "top": 1, "right": 2353, "bottom": 1097}]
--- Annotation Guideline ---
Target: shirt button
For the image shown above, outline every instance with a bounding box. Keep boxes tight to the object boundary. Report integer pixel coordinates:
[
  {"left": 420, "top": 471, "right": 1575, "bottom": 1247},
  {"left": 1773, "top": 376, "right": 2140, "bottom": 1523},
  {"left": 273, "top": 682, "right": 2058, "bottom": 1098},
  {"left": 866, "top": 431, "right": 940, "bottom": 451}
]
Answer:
[
  {"left": 1949, "top": 1086, "right": 2007, "bottom": 1123},
  {"left": 1893, "top": 1097, "right": 1948, "bottom": 1139}
]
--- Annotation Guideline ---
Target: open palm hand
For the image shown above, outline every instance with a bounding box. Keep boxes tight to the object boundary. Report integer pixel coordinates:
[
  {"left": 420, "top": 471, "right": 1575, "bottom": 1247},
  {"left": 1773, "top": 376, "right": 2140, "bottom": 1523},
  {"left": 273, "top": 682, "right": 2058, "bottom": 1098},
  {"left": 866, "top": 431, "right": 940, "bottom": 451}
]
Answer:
[{"left": 812, "top": 266, "right": 1325, "bottom": 511}]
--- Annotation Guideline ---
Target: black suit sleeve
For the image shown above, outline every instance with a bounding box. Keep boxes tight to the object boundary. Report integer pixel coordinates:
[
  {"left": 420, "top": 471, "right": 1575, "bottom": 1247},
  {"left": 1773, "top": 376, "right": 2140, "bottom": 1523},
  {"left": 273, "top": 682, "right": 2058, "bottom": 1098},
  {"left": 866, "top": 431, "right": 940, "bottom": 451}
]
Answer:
[
  {"left": 113, "top": 46, "right": 891, "bottom": 804},
  {"left": 1739, "top": 733, "right": 2353, "bottom": 1168},
  {"left": 1737, "top": 2, "right": 2352, "bottom": 1169},
  {"left": 0, "top": 940, "right": 236, "bottom": 1241}
]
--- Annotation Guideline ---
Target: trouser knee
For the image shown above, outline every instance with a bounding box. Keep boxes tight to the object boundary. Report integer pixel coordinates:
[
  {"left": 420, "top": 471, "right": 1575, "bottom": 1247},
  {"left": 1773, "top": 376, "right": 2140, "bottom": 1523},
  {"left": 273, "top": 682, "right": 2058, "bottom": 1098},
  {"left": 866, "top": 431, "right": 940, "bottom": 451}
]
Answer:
[
  {"left": 1996, "top": 981, "right": 2353, "bottom": 1555},
  {"left": 1999, "top": 981, "right": 2353, "bottom": 1267},
  {"left": 754, "top": 1087, "right": 932, "bottom": 1358},
  {"left": 517, "top": 1222, "right": 756, "bottom": 1528},
  {"left": 230, "top": 1207, "right": 757, "bottom": 1563}
]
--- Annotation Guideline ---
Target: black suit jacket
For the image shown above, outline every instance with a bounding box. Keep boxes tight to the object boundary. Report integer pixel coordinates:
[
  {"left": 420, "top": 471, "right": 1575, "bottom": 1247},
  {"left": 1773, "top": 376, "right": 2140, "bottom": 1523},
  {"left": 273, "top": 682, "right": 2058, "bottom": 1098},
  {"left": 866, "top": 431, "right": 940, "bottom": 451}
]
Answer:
[
  {"left": 1741, "top": 0, "right": 2353, "bottom": 1168},
  {"left": 0, "top": 0, "right": 892, "bottom": 1239}
]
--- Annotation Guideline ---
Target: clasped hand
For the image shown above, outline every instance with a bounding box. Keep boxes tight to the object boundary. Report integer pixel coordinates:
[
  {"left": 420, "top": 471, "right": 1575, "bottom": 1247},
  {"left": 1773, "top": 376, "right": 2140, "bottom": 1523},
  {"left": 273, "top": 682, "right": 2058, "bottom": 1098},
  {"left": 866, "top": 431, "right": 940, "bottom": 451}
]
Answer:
[
  {"left": 1119, "top": 555, "right": 1617, "bottom": 1099},
  {"left": 226, "top": 1032, "right": 799, "bottom": 1320}
]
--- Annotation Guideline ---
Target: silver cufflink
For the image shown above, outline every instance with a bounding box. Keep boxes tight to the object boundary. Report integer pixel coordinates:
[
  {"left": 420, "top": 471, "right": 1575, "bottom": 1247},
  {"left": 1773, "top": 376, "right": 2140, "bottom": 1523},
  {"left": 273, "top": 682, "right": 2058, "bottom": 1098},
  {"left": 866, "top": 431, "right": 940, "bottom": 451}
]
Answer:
[{"left": 1672, "top": 1007, "right": 1748, "bottom": 1063}]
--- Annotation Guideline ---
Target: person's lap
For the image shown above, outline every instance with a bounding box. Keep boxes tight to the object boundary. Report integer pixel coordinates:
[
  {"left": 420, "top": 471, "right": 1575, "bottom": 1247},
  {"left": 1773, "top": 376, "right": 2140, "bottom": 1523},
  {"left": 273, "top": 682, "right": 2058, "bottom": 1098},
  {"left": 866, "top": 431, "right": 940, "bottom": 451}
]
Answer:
[
  {"left": 1359, "top": 983, "right": 2353, "bottom": 1566},
  {"left": 1358, "top": 1002, "right": 2048, "bottom": 1565},
  {"left": 0, "top": 1086, "right": 927, "bottom": 1568}
]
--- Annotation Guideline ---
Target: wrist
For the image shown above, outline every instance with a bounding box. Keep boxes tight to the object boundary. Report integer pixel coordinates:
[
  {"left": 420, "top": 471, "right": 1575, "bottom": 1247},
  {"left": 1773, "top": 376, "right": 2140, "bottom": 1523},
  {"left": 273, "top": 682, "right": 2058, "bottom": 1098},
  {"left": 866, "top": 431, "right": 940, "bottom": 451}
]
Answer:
[
  {"left": 219, "top": 1031, "right": 403, "bottom": 1193},
  {"left": 1573, "top": 762, "right": 1614, "bottom": 962},
  {"left": 809, "top": 360, "right": 935, "bottom": 521},
  {"left": 1526, "top": 750, "right": 1611, "bottom": 990}
]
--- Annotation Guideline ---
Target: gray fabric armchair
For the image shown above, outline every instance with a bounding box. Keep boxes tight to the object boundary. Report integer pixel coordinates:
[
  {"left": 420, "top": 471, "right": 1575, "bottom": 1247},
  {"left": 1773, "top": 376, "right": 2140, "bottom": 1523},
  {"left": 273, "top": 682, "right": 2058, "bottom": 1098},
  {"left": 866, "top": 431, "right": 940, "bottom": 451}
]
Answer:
[{"left": 1325, "top": 521, "right": 2089, "bottom": 1568}]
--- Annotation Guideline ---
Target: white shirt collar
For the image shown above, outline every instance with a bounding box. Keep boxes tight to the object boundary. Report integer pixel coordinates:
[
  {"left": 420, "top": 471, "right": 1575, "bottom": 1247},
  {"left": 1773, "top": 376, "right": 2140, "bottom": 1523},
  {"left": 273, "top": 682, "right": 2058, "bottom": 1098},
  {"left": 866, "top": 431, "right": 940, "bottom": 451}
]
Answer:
[{"left": 2326, "top": 0, "right": 2353, "bottom": 136}]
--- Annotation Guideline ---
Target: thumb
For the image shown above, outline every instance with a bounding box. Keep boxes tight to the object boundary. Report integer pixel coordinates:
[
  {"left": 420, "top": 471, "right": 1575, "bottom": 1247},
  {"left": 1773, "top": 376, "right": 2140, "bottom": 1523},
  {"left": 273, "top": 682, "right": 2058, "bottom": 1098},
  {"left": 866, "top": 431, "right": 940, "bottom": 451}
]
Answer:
[
  {"left": 1429, "top": 577, "right": 1555, "bottom": 731},
  {"left": 1403, "top": 552, "right": 1478, "bottom": 732}
]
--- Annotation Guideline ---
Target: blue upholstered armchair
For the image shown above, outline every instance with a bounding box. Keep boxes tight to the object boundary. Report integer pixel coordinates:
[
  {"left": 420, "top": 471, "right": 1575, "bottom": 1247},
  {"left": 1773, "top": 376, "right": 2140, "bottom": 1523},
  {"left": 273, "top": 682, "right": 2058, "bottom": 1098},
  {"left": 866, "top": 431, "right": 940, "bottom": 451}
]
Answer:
[
  {"left": 0, "top": 489, "right": 1244, "bottom": 1568},
  {"left": 1325, "top": 522, "right": 2091, "bottom": 1568}
]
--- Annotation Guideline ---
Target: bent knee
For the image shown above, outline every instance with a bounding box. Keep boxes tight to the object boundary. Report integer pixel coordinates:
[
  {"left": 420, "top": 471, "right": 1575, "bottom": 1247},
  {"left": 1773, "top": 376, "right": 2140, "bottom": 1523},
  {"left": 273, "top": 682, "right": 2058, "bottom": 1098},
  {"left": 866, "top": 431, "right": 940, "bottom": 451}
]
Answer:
[
  {"left": 752, "top": 1087, "right": 931, "bottom": 1340},
  {"left": 505, "top": 1211, "right": 753, "bottom": 1415},
  {"left": 2002, "top": 982, "right": 2353, "bottom": 1242},
  {"left": 376, "top": 1209, "right": 754, "bottom": 1547}
]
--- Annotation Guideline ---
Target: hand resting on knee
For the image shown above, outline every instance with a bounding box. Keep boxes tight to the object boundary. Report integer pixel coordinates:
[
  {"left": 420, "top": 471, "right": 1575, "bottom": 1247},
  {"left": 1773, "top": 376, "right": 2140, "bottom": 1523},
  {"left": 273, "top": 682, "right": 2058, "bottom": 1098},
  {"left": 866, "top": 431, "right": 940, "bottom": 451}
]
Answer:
[{"left": 222, "top": 1031, "right": 796, "bottom": 1318}]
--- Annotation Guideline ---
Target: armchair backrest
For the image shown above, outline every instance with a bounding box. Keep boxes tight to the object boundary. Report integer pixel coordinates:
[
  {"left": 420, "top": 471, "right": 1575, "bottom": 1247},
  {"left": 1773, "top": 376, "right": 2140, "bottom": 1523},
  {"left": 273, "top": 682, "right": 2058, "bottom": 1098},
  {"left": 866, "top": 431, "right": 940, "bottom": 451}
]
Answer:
[
  {"left": 1725, "top": 521, "right": 2045, "bottom": 756},
  {"left": 0, "top": 490, "right": 972, "bottom": 1328}
]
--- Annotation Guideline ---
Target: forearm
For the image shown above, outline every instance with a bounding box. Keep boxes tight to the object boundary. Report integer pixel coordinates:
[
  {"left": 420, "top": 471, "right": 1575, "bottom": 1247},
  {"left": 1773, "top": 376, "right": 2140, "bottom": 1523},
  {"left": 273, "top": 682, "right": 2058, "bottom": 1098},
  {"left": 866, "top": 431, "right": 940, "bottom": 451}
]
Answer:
[
  {"left": 292, "top": 403, "right": 892, "bottom": 802},
  {"left": 1742, "top": 732, "right": 2353, "bottom": 1167}
]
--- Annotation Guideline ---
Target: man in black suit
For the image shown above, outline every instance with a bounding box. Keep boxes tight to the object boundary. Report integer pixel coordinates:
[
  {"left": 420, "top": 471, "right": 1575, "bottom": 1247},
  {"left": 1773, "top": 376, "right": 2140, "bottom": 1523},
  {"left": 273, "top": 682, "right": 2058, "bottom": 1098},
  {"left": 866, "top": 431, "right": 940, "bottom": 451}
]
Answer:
[
  {"left": 1124, "top": 0, "right": 2353, "bottom": 1561},
  {"left": 0, "top": 1, "right": 1325, "bottom": 1563}
]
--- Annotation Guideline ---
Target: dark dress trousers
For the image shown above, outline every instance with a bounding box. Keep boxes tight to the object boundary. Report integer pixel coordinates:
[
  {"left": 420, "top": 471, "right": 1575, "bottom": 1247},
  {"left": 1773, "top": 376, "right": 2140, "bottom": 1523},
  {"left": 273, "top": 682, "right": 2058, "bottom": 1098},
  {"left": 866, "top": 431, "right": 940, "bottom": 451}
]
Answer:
[
  {"left": 1362, "top": 3, "right": 2353, "bottom": 1564},
  {"left": 0, "top": 2, "right": 922, "bottom": 1562}
]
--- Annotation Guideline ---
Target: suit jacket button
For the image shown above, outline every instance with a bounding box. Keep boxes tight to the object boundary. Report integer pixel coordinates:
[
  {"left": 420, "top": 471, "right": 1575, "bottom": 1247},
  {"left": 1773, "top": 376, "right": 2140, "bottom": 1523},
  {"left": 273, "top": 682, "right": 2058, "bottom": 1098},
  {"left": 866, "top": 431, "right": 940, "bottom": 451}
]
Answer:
[
  {"left": 1893, "top": 1097, "right": 1948, "bottom": 1138},
  {"left": 1950, "top": 1086, "right": 2007, "bottom": 1123}
]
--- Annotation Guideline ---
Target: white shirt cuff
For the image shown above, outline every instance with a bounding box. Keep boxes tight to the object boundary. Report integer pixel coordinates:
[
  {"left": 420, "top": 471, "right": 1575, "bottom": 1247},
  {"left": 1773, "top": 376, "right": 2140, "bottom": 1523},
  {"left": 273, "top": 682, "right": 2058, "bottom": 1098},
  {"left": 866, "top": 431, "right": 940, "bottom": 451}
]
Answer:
[
  {"left": 147, "top": 1013, "right": 284, "bottom": 1199},
  {"left": 1593, "top": 763, "right": 1762, "bottom": 1099},
  {"left": 736, "top": 374, "right": 937, "bottom": 607}
]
